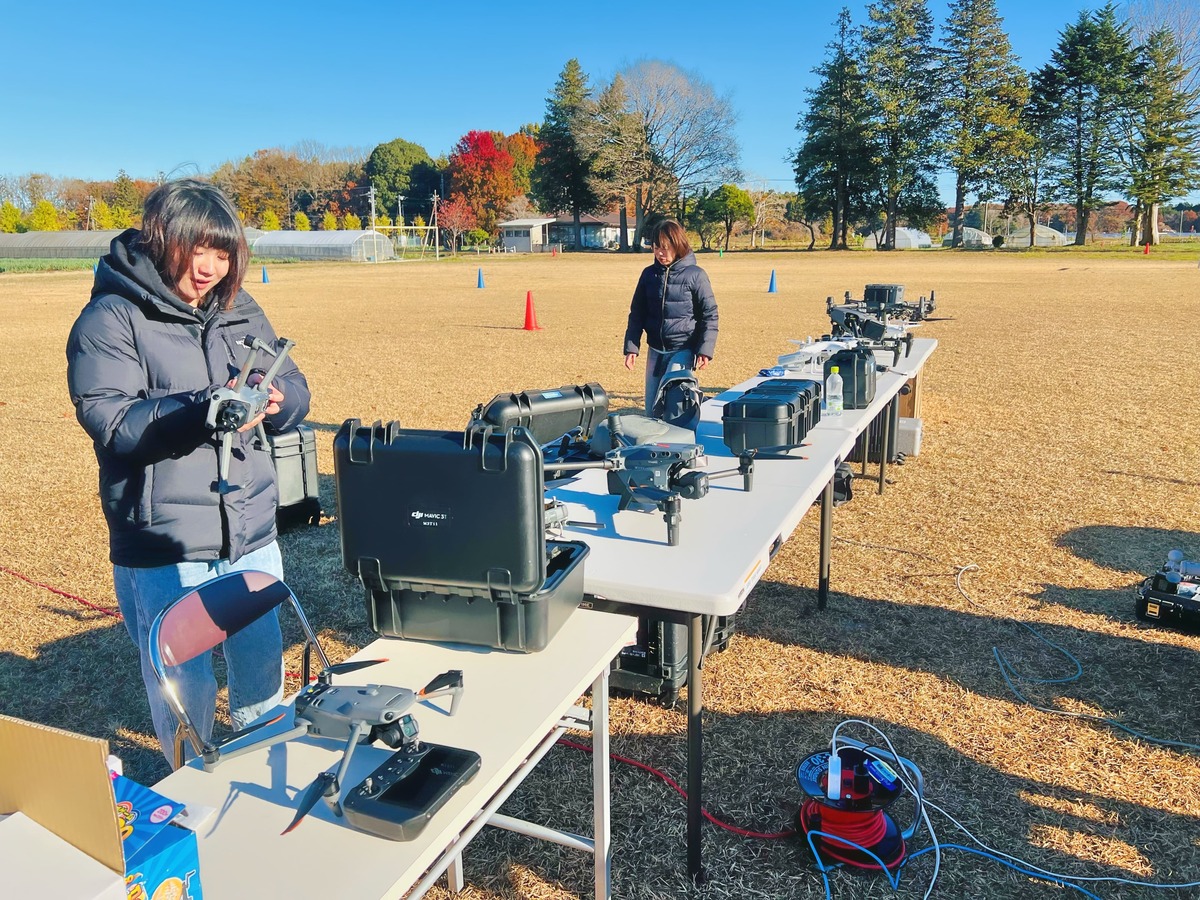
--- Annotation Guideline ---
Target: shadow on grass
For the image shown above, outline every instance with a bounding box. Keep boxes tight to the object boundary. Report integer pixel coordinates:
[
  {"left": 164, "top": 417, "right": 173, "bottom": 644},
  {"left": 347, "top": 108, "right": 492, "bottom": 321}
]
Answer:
[
  {"left": 734, "top": 579, "right": 1200, "bottom": 755},
  {"left": 1057, "top": 525, "right": 1200, "bottom": 575}
]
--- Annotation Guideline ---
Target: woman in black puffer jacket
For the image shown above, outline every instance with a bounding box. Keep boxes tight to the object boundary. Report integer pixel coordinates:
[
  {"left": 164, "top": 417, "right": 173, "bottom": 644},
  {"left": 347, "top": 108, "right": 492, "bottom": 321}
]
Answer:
[
  {"left": 66, "top": 179, "right": 310, "bottom": 767},
  {"left": 623, "top": 219, "right": 718, "bottom": 414}
]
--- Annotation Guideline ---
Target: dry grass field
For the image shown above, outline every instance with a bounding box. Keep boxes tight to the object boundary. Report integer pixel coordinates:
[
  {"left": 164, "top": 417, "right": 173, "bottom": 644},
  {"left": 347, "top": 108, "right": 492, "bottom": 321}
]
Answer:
[{"left": 2, "top": 248, "right": 1199, "bottom": 899}]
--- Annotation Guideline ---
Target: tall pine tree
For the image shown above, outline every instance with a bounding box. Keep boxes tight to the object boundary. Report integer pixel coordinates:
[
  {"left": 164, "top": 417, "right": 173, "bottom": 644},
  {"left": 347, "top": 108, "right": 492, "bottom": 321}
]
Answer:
[
  {"left": 941, "top": 0, "right": 1028, "bottom": 247},
  {"left": 1035, "top": 3, "right": 1137, "bottom": 244},
  {"left": 1119, "top": 27, "right": 1200, "bottom": 244},
  {"left": 862, "top": 0, "right": 943, "bottom": 249},
  {"left": 794, "top": 8, "right": 875, "bottom": 250},
  {"left": 531, "top": 59, "right": 598, "bottom": 250}
]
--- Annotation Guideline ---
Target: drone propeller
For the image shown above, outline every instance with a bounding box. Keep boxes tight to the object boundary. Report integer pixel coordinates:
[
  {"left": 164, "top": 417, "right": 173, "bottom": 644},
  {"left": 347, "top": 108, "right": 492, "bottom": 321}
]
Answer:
[
  {"left": 419, "top": 670, "right": 464, "bottom": 696},
  {"left": 320, "top": 658, "right": 388, "bottom": 680},
  {"left": 281, "top": 770, "right": 338, "bottom": 835}
]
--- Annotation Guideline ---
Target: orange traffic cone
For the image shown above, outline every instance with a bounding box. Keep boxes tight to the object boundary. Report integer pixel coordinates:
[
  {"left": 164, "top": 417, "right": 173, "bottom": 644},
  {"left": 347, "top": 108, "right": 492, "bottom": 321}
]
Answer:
[
  {"left": 1143, "top": 243, "right": 1150, "bottom": 255},
  {"left": 523, "top": 291, "right": 542, "bottom": 331}
]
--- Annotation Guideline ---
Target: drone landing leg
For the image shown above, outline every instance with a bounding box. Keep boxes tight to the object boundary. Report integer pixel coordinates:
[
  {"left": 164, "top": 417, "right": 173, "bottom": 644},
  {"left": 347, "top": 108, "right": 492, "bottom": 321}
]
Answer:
[{"left": 326, "top": 721, "right": 372, "bottom": 818}]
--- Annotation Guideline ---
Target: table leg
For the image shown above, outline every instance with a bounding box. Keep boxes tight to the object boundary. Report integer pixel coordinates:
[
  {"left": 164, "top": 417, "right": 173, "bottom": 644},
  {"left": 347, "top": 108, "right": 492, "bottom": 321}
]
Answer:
[
  {"left": 878, "top": 398, "right": 894, "bottom": 495},
  {"left": 687, "top": 613, "right": 705, "bottom": 884},
  {"left": 446, "top": 853, "right": 465, "bottom": 892},
  {"left": 818, "top": 477, "right": 833, "bottom": 610},
  {"left": 592, "top": 666, "right": 611, "bottom": 900},
  {"left": 860, "top": 418, "right": 870, "bottom": 476}
]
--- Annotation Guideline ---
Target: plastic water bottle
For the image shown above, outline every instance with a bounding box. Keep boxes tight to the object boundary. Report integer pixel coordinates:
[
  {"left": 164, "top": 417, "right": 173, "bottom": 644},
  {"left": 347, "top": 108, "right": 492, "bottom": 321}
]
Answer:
[{"left": 826, "top": 366, "right": 844, "bottom": 417}]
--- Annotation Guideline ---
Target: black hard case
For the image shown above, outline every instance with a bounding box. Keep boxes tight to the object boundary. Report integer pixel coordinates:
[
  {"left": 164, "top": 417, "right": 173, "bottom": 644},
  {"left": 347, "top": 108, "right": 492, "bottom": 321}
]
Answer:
[
  {"left": 333, "top": 420, "right": 588, "bottom": 652},
  {"left": 471, "top": 383, "right": 608, "bottom": 445},
  {"left": 610, "top": 615, "right": 736, "bottom": 704},
  {"left": 721, "top": 379, "right": 821, "bottom": 454},
  {"left": 823, "top": 346, "right": 878, "bottom": 409},
  {"left": 267, "top": 424, "right": 321, "bottom": 526},
  {"left": 1135, "top": 577, "right": 1200, "bottom": 631}
]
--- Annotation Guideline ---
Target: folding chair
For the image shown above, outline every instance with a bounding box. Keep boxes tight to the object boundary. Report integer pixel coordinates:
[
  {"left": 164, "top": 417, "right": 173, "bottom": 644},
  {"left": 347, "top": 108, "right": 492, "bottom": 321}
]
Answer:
[{"left": 147, "top": 570, "right": 331, "bottom": 770}]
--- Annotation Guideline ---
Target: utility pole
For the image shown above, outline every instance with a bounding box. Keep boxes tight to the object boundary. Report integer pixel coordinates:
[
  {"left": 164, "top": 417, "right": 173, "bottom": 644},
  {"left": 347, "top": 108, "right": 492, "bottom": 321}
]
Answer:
[
  {"left": 431, "top": 192, "right": 440, "bottom": 262},
  {"left": 397, "top": 195, "right": 405, "bottom": 226},
  {"left": 85, "top": 196, "right": 93, "bottom": 231},
  {"left": 368, "top": 185, "right": 377, "bottom": 231}
]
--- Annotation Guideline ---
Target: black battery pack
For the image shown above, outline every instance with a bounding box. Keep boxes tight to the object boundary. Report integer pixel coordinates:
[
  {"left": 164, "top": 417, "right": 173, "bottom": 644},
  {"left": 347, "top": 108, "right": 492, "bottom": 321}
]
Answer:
[{"left": 824, "top": 346, "right": 878, "bottom": 409}]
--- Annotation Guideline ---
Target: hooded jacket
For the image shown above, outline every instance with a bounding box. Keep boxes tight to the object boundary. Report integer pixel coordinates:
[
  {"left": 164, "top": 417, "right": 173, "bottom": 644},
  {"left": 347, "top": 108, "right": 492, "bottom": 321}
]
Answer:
[
  {"left": 623, "top": 251, "right": 718, "bottom": 360},
  {"left": 66, "top": 229, "right": 310, "bottom": 567}
]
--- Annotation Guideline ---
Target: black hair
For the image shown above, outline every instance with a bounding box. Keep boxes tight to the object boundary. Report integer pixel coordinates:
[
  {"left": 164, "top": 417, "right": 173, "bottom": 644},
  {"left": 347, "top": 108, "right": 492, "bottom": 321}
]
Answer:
[{"left": 137, "top": 179, "right": 248, "bottom": 310}]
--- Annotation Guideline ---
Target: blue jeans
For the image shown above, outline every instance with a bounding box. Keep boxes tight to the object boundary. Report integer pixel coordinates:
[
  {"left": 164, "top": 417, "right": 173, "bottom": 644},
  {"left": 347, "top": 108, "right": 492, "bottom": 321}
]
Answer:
[
  {"left": 114, "top": 542, "right": 286, "bottom": 766},
  {"left": 644, "top": 347, "right": 696, "bottom": 415}
]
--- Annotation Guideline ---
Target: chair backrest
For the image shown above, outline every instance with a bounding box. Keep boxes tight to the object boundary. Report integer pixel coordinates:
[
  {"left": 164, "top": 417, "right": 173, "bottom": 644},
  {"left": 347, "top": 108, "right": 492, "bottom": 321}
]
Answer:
[{"left": 147, "top": 570, "right": 330, "bottom": 767}]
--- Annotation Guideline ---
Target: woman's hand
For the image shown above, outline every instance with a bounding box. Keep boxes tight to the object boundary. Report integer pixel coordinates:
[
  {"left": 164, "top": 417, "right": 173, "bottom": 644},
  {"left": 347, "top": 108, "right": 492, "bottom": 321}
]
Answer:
[
  {"left": 696, "top": 355, "right": 711, "bottom": 370},
  {"left": 226, "top": 375, "right": 286, "bottom": 432},
  {"left": 624, "top": 353, "right": 638, "bottom": 370}
]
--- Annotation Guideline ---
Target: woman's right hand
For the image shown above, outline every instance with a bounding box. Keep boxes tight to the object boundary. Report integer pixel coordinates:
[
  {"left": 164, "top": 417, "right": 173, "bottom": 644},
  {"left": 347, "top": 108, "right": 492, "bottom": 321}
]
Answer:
[{"left": 624, "top": 353, "right": 638, "bottom": 370}]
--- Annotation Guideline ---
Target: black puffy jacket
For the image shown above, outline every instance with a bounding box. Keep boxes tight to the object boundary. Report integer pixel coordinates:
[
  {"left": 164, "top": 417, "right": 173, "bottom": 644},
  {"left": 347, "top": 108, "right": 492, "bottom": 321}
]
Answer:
[
  {"left": 623, "top": 251, "right": 718, "bottom": 359},
  {"left": 66, "top": 230, "right": 310, "bottom": 567}
]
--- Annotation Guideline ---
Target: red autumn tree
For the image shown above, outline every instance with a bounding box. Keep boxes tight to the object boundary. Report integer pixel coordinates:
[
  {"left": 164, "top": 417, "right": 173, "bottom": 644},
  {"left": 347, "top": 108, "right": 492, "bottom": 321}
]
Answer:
[
  {"left": 445, "top": 130, "right": 516, "bottom": 233},
  {"left": 437, "top": 193, "right": 478, "bottom": 252}
]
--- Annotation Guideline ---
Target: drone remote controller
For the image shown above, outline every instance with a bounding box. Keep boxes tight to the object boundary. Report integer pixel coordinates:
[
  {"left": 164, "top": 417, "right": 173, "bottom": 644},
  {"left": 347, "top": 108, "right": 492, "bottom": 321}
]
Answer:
[{"left": 342, "top": 735, "right": 481, "bottom": 841}]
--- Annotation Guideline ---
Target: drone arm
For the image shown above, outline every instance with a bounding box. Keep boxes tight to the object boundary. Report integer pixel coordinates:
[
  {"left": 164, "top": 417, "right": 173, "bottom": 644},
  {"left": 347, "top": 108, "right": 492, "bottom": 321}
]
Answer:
[
  {"left": 204, "top": 719, "right": 312, "bottom": 772},
  {"left": 420, "top": 670, "right": 465, "bottom": 716}
]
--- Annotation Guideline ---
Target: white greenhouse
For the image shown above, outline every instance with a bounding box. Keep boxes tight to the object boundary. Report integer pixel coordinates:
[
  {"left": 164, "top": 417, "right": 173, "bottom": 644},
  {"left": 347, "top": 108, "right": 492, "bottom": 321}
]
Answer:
[
  {"left": 0, "top": 228, "right": 395, "bottom": 262},
  {"left": 0, "top": 230, "right": 124, "bottom": 258},
  {"left": 863, "top": 227, "right": 933, "bottom": 250},
  {"left": 250, "top": 230, "right": 394, "bottom": 261},
  {"left": 1005, "top": 224, "right": 1069, "bottom": 247},
  {"left": 942, "top": 226, "right": 994, "bottom": 248}
]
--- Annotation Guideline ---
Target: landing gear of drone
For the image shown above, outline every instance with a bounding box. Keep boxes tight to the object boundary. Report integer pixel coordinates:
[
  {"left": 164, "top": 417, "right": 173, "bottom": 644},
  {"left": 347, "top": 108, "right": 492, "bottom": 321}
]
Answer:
[{"left": 794, "top": 744, "right": 916, "bottom": 872}]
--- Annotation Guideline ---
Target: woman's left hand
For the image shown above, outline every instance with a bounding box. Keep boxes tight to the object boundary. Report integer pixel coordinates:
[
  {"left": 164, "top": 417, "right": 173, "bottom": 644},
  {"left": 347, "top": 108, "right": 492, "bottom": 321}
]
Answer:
[{"left": 696, "top": 355, "right": 711, "bottom": 370}]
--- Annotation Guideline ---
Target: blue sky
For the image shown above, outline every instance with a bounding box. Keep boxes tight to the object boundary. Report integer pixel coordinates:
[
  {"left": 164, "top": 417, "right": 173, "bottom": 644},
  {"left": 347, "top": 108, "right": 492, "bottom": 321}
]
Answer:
[{"left": 6, "top": 0, "right": 1100, "bottom": 202}]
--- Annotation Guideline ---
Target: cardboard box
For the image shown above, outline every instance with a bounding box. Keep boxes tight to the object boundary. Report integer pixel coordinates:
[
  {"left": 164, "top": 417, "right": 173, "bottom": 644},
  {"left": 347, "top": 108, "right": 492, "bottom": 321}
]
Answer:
[{"left": 0, "top": 714, "right": 202, "bottom": 899}]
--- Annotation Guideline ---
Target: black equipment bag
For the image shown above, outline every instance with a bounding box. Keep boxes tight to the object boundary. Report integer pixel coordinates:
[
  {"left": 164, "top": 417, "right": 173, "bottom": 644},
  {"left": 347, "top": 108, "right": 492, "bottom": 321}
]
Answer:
[
  {"left": 469, "top": 383, "right": 608, "bottom": 445},
  {"left": 722, "top": 378, "right": 821, "bottom": 454},
  {"left": 652, "top": 369, "right": 705, "bottom": 433},
  {"left": 333, "top": 419, "right": 587, "bottom": 652},
  {"left": 823, "top": 346, "right": 877, "bottom": 409},
  {"left": 266, "top": 424, "right": 321, "bottom": 527}
]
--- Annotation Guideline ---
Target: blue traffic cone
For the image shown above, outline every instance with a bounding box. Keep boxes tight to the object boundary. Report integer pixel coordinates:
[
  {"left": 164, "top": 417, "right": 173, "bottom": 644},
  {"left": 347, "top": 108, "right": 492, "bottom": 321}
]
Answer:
[
  {"left": 768, "top": 269, "right": 777, "bottom": 293},
  {"left": 477, "top": 267, "right": 485, "bottom": 289},
  {"left": 262, "top": 266, "right": 269, "bottom": 284}
]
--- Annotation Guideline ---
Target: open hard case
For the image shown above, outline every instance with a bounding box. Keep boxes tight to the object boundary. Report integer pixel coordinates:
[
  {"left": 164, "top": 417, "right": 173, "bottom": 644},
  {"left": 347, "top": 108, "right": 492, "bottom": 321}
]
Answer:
[{"left": 334, "top": 420, "right": 588, "bottom": 652}]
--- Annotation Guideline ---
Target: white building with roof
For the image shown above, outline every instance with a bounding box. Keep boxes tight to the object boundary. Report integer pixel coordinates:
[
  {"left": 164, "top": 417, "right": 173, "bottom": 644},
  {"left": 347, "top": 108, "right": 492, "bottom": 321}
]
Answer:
[{"left": 497, "top": 218, "right": 555, "bottom": 253}]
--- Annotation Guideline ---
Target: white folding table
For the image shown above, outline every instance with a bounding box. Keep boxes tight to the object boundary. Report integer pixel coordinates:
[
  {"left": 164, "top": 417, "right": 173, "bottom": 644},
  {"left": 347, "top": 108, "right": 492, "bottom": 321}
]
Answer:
[
  {"left": 153, "top": 608, "right": 636, "bottom": 899},
  {"left": 546, "top": 337, "right": 937, "bottom": 881}
]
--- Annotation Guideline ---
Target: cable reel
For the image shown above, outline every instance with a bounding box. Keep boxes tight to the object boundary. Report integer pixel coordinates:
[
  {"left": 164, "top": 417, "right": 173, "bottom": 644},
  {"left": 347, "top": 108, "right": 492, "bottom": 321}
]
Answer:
[{"left": 795, "top": 737, "right": 924, "bottom": 872}]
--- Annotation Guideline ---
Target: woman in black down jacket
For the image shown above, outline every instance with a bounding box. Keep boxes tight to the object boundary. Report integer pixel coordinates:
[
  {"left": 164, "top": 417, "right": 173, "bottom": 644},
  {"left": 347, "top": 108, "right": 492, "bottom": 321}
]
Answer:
[
  {"left": 66, "top": 179, "right": 310, "bottom": 767},
  {"left": 623, "top": 219, "right": 718, "bottom": 414}
]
